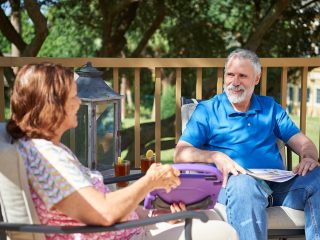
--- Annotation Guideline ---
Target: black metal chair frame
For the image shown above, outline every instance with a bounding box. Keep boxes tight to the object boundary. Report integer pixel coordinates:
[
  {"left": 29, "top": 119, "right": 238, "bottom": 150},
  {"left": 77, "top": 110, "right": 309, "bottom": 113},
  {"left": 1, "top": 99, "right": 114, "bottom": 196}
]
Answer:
[{"left": 0, "top": 172, "right": 208, "bottom": 240}]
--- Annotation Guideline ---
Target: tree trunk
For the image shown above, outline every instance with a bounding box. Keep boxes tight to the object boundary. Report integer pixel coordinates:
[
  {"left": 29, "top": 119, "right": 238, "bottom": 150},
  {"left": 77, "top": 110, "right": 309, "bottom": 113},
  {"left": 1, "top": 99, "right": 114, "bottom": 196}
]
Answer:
[
  {"left": 244, "top": 0, "right": 289, "bottom": 51},
  {"left": 10, "top": 0, "right": 21, "bottom": 57}
]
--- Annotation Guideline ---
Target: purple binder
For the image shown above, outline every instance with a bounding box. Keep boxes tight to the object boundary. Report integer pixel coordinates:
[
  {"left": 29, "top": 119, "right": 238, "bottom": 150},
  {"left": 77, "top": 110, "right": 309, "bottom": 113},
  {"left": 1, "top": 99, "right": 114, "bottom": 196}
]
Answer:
[{"left": 144, "top": 163, "right": 223, "bottom": 210}]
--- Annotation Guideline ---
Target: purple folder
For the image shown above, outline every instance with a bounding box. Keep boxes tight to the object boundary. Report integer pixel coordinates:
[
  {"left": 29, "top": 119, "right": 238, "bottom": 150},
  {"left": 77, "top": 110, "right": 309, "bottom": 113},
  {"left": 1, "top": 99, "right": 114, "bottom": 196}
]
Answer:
[{"left": 144, "top": 163, "right": 223, "bottom": 210}]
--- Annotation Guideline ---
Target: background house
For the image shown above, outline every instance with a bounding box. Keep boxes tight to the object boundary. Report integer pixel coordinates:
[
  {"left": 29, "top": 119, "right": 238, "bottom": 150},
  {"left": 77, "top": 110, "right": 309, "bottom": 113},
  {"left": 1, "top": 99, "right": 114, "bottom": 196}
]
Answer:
[{"left": 287, "top": 67, "right": 320, "bottom": 117}]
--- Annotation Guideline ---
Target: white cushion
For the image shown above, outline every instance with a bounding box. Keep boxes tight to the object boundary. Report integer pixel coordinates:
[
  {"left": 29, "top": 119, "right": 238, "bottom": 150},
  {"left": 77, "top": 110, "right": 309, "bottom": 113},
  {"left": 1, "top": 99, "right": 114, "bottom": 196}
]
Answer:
[
  {"left": 181, "top": 101, "right": 198, "bottom": 132},
  {"left": 0, "top": 123, "right": 45, "bottom": 240},
  {"left": 213, "top": 203, "right": 304, "bottom": 229},
  {"left": 268, "top": 206, "right": 305, "bottom": 229}
]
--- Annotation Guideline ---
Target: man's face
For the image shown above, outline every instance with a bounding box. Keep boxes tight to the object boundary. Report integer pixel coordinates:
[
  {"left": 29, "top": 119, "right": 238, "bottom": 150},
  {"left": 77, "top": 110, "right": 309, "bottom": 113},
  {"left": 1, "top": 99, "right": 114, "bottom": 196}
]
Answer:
[{"left": 224, "top": 57, "right": 260, "bottom": 104}]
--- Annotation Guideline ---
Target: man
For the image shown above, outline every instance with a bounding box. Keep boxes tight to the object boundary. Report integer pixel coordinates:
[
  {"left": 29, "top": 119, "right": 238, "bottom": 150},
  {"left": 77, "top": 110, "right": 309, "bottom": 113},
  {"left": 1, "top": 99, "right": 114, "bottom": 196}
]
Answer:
[{"left": 174, "top": 48, "right": 320, "bottom": 240}]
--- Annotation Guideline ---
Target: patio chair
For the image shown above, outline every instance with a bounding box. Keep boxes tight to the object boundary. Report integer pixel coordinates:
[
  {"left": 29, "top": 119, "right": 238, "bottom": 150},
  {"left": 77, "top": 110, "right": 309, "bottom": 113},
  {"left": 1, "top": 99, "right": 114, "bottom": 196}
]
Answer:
[
  {"left": 180, "top": 97, "right": 305, "bottom": 239},
  {"left": 0, "top": 122, "right": 208, "bottom": 240}
]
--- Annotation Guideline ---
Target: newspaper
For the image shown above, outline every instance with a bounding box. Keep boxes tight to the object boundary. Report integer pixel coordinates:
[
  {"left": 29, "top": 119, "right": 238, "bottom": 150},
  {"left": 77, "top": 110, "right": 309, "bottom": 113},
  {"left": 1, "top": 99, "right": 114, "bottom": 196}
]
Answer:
[{"left": 246, "top": 169, "right": 297, "bottom": 182}]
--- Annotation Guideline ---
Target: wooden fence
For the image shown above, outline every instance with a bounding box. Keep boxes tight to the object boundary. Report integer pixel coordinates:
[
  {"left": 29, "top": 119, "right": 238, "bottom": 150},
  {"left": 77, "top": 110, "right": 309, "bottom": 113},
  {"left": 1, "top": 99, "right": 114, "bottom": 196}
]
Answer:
[{"left": 0, "top": 57, "right": 319, "bottom": 167}]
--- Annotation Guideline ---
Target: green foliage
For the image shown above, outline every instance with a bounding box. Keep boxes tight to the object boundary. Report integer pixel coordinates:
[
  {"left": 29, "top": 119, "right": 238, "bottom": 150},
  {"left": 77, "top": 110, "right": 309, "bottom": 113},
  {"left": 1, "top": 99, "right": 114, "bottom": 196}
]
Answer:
[
  {"left": 38, "top": 1, "right": 101, "bottom": 57},
  {"left": 0, "top": 35, "right": 10, "bottom": 54},
  {"left": 161, "top": 84, "right": 175, "bottom": 119},
  {"left": 2, "top": 0, "right": 318, "bottom": 58},
  {"left": 0, "top": 9, "right": 35, "bottom": 54}
]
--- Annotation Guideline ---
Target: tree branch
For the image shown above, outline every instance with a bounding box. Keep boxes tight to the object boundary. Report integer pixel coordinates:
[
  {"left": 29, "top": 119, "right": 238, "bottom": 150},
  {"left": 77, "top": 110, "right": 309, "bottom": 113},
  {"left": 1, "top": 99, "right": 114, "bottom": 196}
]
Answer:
[
  {"left": 22, "top": 0, "right": 48, "bottom": 56},
  {"left": 99, "top": 1, "right": 139, "bottom": 56},
  {"left": 244, "top": 0, "right": 289, "bottom": 51},
  {"left": 131, "top": 1, "right": 166, "bottom": 57},
  {"left": 0, "top": 4, "right": 26, "bottom": 51},
  {"left": 110, "top": 0, "right": 140, "bottom": 19},
  {"left": 98, "top": 0, "right": 113, "bottom": 53},
  {"left": 299, "top": 0, "right": 319, "bottom": 10}
]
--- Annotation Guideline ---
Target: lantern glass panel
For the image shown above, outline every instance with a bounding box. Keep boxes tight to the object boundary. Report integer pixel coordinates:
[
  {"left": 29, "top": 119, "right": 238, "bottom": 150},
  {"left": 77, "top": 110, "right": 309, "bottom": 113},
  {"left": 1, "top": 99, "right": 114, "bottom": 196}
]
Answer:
[
  {"left": 61, "top": 105, "right": 88, "bottom": 166},
  {"left": 96, "top": 102, "right": 116, "bottom": 170},
  {"left": 75, "top": 104, "right": 89, "bottom": 166}
]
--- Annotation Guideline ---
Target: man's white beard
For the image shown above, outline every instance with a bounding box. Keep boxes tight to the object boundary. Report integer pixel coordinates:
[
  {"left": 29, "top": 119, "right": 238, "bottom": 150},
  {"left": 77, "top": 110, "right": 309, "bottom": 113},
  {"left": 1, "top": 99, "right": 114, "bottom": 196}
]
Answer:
[{"left": 224, "top": 84, "right": 254, "bottom": 104}]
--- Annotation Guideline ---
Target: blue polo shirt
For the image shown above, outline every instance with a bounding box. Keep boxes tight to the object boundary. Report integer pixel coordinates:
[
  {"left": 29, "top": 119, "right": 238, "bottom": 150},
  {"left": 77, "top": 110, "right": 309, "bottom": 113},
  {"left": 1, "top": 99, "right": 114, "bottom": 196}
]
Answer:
[{"left": 180, "top": 93, "right": 300, "bottom": 169}]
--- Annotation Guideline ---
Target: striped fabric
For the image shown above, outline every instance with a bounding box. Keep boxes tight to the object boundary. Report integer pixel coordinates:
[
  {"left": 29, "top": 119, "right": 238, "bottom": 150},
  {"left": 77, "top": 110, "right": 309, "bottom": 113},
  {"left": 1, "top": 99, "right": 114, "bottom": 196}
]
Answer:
[{"left": 16, "top": 138, "right": 142, "bottom": 240}]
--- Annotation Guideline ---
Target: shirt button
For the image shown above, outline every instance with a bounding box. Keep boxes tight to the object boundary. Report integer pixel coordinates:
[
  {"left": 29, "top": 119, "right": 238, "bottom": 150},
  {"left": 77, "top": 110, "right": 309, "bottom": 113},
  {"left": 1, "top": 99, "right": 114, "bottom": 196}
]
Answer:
[{"left": 248, "top": 123, "right": 251, "bottom": 127}]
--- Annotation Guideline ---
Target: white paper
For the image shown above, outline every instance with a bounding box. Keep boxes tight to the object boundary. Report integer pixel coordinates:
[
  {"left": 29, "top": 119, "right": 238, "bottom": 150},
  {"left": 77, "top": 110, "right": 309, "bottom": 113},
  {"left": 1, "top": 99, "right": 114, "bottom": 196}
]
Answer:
[{"left": 246, "top": 169, "right": 297, "bottom": 182}]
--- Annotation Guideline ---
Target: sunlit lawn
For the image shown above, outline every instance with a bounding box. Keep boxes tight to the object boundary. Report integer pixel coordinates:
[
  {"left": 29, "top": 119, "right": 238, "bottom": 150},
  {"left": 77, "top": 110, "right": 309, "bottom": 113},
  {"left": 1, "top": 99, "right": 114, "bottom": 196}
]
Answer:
[{"left": 289, "top": 115, "right": 319, "bottom": 168}]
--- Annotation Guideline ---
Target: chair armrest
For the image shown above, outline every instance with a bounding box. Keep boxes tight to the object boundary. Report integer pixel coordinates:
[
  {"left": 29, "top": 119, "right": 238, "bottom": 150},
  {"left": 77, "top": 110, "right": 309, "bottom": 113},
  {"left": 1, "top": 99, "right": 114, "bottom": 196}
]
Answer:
[
  {"left": 286, "top": 145, "right": 293, "bottom": 171},
  {"left": 0, "top": 211, "right": 208, "bottom": 240},
  {"left": 103, "top": 173, "right": 144, "bottom": 184}
]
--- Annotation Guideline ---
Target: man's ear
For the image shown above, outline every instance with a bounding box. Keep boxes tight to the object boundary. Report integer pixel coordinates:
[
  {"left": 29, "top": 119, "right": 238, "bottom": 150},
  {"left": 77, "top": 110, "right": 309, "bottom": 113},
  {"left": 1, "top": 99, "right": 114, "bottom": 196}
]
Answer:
[{"left": 254, "top": 74, "right": 261, "bottom": 85}]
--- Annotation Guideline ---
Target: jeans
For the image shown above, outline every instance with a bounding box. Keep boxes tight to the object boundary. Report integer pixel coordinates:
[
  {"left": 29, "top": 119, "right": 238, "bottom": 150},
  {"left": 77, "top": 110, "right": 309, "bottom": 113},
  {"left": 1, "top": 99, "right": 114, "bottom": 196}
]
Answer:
[{"left": 217, "top": 167, "right": 320, "bottom": 240}]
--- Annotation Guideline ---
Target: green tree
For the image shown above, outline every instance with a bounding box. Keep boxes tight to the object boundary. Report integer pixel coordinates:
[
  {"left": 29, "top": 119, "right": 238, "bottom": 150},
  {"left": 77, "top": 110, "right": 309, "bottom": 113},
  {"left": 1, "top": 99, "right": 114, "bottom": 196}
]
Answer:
[{"left": 1, "top": 0, "right": 319, "bottom": 161}]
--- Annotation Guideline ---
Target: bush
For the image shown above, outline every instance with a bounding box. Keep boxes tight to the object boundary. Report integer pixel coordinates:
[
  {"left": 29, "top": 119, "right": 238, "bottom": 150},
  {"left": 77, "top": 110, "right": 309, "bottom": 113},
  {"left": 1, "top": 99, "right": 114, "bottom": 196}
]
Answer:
[{"left": 161, "top": 84, "right": 176, "bottom": 119}]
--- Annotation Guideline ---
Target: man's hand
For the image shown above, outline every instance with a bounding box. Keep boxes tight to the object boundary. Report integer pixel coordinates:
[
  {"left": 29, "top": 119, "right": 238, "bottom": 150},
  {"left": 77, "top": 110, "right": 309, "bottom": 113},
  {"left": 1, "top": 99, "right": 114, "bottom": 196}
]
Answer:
[
  {"left": 293, "top": 157, "right": 319, "bottom": 176},
  {"left": 213, "top": 152, "right": 247, "bottom": 187},
  {"left": 287, "top": 132, "right": 319, "bottom": 176}
]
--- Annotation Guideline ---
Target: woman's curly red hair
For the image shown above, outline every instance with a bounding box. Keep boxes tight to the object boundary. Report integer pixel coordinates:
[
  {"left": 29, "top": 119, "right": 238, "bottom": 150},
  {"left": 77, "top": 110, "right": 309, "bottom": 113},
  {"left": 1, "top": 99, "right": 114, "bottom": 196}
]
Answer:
[{"left": 7, "top": 63, "right": 74, "bottom": 140}]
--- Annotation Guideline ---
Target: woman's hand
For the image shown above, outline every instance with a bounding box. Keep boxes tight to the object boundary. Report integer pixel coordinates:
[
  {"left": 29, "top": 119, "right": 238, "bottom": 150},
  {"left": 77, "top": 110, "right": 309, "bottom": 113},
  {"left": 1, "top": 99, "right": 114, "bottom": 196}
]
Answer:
[
  {"left": 151, "top": 202, "right": 187, "bottom": 224},
  {"left": 145, "top": 163, "right": 181, "bottom": 193}
]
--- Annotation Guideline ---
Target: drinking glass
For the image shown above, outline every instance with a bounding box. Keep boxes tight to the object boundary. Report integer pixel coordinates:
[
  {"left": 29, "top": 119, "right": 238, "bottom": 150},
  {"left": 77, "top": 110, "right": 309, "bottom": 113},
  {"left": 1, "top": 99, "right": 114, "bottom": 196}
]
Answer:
[{"left": 114, "top": 160, "right": 130, "bottom": 188}]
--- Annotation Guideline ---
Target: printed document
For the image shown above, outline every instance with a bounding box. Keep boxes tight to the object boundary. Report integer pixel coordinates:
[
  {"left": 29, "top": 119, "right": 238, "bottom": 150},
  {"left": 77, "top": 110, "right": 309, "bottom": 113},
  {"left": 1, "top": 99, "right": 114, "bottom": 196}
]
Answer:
[{"left": 246, "top": 169, "right": 297, "bottom": 182}]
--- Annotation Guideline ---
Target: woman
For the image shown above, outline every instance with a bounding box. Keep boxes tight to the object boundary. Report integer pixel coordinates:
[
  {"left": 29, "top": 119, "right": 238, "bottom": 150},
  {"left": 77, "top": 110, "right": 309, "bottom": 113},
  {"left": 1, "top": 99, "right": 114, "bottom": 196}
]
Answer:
[{"left": 6, "top": 63, "right": 238, "bottom": 240}]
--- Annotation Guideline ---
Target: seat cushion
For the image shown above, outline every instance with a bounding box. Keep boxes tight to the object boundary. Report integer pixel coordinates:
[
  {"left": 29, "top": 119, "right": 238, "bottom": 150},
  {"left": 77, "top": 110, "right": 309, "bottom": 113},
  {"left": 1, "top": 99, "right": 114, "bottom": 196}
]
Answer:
[
  {"left": 0, "top": 123, "right": 45, "bottom": 240},
  {"left": 181, "top": 98, "right": 199, "bottom": 132},
  {"left": 213, "top": 203, "right": 304, "bottom": 229}
]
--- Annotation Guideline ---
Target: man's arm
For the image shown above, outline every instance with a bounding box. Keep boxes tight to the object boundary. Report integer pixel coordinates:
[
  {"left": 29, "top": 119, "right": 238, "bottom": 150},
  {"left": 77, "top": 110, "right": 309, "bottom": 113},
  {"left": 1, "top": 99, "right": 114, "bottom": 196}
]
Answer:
[
  {"left": 287, "top": 132, "right": 319, "bottom": 176},
  {"left": 174, "top": 140, "right": 246, "bottom": 187}
]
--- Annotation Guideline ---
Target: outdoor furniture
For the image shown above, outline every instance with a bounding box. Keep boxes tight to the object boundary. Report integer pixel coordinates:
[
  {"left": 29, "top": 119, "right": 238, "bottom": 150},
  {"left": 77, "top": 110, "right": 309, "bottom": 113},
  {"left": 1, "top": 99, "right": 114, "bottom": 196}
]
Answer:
[
  {"left": 181, "top": 97, "right": 305, "bottom": 239},
  {"left": 0, "top": 122, "right": 208, "bottom": 240}
]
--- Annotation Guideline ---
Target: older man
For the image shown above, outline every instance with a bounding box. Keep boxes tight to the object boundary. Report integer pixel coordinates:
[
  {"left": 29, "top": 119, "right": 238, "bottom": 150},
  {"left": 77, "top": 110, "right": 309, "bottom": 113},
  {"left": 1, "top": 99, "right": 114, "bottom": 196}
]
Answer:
[{"left": 174, "top": 48, "right": 320, "bottom": 240}]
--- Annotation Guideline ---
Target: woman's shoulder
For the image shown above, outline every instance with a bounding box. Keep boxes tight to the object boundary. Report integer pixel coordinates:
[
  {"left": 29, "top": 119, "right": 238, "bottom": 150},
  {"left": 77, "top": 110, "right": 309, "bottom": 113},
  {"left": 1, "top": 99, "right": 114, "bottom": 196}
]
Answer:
[{"left": 17, "top": 138, "right": 79, "bottom": 167}]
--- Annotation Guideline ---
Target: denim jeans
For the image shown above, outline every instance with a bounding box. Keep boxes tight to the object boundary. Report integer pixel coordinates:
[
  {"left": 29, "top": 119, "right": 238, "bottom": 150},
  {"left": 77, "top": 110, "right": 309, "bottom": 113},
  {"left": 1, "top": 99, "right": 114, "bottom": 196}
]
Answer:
[{"left": 217, "top": 167, "right": 320, "bottom": 240}]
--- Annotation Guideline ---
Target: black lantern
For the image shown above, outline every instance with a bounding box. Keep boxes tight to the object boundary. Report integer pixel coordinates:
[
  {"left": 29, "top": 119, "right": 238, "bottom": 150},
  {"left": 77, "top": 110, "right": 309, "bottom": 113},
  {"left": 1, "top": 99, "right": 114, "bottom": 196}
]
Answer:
[{"left": 64, "top": 62, "right": 122, "bottom": 173}]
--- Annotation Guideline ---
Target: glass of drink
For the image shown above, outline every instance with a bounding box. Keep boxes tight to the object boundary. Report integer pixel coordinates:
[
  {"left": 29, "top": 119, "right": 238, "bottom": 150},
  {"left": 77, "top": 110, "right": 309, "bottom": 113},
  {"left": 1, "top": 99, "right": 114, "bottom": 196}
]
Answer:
[
  {"left": 140, "top": 154, "right": 155, "bottom": 173},
  {"left": 114, "top": 160, "right": 130, "bottom": 188}
]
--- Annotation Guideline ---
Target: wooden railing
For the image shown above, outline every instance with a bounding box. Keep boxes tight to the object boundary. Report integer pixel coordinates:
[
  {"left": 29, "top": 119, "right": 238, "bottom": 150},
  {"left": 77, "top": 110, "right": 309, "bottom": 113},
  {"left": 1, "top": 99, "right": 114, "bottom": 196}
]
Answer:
[{"left": 0, "top": 57, "right": 319, "bottom": 167}]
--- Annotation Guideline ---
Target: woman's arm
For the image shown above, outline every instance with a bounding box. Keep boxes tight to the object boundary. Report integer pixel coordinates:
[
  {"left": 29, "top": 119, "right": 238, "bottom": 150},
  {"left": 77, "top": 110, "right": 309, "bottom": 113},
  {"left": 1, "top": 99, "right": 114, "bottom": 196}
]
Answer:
[{"left": 54, "top": 163, "right": 180, "bottom": 226}]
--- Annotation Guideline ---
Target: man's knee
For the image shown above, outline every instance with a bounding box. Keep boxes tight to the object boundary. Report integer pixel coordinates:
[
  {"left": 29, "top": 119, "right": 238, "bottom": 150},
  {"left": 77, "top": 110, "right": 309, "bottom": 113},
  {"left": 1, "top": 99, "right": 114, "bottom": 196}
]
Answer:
[
  {"left": 306, "top": 166, "right": 320, "bottom": 190},
  {"left": 227, "top": 174, "right": 259, "bottom": 189},
  {"left": 226, "top": 174, "right": 266, "bottom": 200}
]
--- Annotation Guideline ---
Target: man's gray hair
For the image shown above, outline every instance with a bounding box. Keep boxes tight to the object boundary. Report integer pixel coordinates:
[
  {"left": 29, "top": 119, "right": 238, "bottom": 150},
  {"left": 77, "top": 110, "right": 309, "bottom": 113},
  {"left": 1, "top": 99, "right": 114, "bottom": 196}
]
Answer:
[{"left": 225, "top": 48, "right": 261, "bottom": 76}]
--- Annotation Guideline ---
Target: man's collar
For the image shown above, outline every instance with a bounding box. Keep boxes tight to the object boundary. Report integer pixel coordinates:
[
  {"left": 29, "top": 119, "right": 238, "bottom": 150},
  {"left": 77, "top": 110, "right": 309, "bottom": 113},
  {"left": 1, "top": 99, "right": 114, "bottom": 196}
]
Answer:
[{"left": 221, "top": 92, "right": 261, "bottom": 116}]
